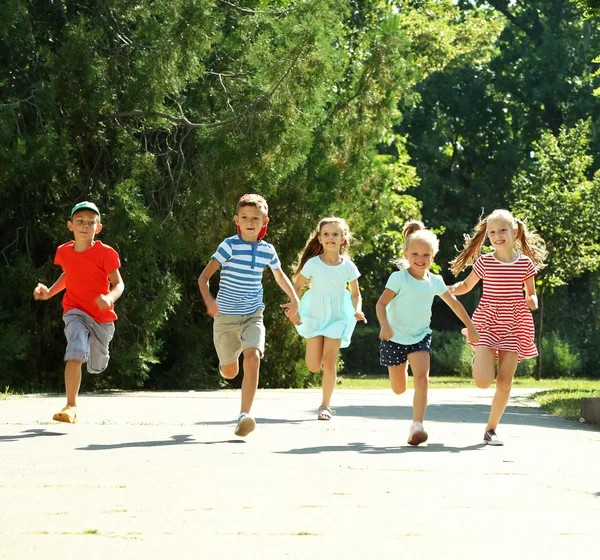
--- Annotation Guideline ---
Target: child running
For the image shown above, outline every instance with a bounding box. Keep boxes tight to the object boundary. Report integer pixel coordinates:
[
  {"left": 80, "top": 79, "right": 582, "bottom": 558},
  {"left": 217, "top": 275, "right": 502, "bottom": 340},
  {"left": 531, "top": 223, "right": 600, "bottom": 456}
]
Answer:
[
  {"left": 33, "top": 202, "right": 124, "bottom": 424},
  {"left": 198, "top": 194, "right": 299, "bottom": 437},
  {"left": 289, "top": 217, "right": 366, "bottom": 420},
  {"left": 449, "top": 209, "right": 547, "bottom": 446},
  {"left": 376, "top": 221, "right": 479, "bottom": 446}
]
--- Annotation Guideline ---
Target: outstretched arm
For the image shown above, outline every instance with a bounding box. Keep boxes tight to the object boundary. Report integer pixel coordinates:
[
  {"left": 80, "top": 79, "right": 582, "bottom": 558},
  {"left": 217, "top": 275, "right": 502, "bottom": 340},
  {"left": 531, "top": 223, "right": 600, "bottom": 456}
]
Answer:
[
  {"left": 272, "top": 268, "right": 300, "bottom": 319},
  {"left": 375, "top": 288, "right": 396, "bottom": 340},
  {"left": 439, "top": 291, "right": 480, "bottom": 343},
  {"left": 33, "top": 273, "right": 66, "bottom": 301},
  {"left": 524, "top": 276, "right": 538, "bottom": 311},
  {"left": 198, "top": 259, "right": 221, "bottom": 317},
  {"left": 349, "top": 279, "right": 367, "bottom": 323},
  {"left": 448, "top": 270, "right": 480, "bottom": 296},
  {"left": 96, "top": 269, "right": 125, "bottom": 310}
]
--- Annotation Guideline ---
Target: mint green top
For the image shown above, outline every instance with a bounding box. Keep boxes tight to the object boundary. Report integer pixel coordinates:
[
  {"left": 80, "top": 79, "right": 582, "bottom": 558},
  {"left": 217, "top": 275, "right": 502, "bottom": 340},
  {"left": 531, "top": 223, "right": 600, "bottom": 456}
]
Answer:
[{"left": 384, "top": 269, "right": 448, "bottom": 345}]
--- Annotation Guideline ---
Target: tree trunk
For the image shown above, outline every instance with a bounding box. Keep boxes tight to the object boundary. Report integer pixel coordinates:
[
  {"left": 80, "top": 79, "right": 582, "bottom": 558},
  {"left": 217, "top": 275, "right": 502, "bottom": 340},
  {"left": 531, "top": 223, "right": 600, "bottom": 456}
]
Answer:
[{"left": 534, "top": 292, "right": 544, "bottom": 380}]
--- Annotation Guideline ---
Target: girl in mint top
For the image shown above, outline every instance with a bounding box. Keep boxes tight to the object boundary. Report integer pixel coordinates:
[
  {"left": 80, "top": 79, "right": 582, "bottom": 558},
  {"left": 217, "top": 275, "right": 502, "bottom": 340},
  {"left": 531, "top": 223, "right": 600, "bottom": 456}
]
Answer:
[
  {"left": 376, "top": 221, "right": 479, "bottom": 447},
  {"left": 289, "top": 217, "right": 366, "bottom": 421}
]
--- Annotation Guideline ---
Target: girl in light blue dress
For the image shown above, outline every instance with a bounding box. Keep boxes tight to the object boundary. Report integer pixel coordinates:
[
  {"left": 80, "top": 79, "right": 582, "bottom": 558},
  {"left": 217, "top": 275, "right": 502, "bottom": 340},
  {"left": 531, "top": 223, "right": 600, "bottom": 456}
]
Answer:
[{"left": 288, "top": 217, "right": 367, "bottom": 420}]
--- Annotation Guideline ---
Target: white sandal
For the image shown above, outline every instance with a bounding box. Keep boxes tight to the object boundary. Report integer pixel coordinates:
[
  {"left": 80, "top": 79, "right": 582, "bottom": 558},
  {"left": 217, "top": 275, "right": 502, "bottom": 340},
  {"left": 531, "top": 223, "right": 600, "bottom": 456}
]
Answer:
[{"left": 317, "top": 405, "right": 335, "bottom": 421}]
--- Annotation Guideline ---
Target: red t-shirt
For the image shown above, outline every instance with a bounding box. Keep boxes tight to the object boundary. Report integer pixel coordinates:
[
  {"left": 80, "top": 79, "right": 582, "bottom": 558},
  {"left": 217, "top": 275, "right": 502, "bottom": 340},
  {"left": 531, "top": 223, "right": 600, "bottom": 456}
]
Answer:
[{"left": 54, "top": 241, "right": 121, "bottom": 323}]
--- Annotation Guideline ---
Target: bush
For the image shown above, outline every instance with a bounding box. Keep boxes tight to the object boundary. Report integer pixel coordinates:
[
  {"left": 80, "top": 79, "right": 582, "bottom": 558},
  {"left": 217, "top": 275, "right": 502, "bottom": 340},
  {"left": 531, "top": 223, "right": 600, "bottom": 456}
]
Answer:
[
  {"left": 540, "top": 332, "right": 582, "bottom": 378},
  {"left": 430, "top": 330, "right": 473, "bottom": 377}
]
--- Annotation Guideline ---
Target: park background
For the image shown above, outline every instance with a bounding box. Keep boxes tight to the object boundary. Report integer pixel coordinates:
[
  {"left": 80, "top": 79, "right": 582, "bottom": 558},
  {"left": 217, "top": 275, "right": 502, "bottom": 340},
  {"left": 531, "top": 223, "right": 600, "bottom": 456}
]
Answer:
[{"left": 2, "top": 0, "right": 600, "bottom": 393}]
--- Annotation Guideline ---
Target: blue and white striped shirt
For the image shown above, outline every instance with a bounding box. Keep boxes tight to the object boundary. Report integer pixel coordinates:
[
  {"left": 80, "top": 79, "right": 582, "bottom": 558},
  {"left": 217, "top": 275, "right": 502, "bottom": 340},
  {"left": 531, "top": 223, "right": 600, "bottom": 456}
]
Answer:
[{"left": 212, "top": 235, "right": 281, "bottom": 316}]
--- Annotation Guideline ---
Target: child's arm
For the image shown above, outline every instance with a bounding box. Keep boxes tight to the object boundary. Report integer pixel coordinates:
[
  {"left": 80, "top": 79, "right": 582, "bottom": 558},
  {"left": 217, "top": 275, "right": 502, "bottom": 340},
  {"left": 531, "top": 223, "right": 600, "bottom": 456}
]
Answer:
[
  {"left": 439, "top": 291, "right": 480, "bottom": 343},
  {"left": 33, "top": 273, "right": 66, "bottom": 301},
  {"left": 349, "top": 279, "right": 367, "bottom": 323},
  {"left": 375, "top": 289, "right": 396, "bottom": 340},
  {"left": 198, "top": 259, "right": 221, "bottom": 317},
  {"left": 524, "top": 276, "right": 538, "bottom": 311},
  {"left": 272, "top": 268, "right": 300, "bottom": 319},
  {"left": 448, "top": 270, "right": 480, "bottom": 296},
  {"left": 96, "top": 269, "right": 125, "bottom": 310}
]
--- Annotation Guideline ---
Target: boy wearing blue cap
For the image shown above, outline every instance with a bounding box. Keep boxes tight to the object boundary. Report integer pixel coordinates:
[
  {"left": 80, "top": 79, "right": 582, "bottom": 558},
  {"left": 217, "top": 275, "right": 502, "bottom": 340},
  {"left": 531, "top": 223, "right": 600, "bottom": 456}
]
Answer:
[{"left": 33, "top": 202, "right": 124, "bottom": 423}]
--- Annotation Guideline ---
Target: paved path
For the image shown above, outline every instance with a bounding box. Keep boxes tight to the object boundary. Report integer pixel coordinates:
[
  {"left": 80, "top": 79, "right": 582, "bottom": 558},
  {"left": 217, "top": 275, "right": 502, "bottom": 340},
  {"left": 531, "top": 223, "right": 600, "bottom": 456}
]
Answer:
[{"left": 0, "top": 388, "right": 598, "bottom": 559}]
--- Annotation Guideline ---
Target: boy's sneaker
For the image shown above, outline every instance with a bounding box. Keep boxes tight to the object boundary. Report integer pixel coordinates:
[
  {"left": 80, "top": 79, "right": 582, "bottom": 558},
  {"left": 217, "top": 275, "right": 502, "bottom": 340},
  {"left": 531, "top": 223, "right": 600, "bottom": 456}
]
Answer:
[
  {"left": 234, "top": 413, "right": 256, "bottom": 437},
  {"left": 407, "top": 421, "right": 428, "bottom": 446},
  {"left": 483, "top": 429, "right": 504, "bottom": 446}
]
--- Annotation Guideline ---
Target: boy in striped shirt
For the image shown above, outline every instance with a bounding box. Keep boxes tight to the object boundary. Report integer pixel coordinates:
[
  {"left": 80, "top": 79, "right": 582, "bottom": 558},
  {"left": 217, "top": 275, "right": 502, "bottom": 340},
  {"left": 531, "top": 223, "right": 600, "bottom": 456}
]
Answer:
[{"left": 198, "top": 194, "right": 299, "bottom": 437}]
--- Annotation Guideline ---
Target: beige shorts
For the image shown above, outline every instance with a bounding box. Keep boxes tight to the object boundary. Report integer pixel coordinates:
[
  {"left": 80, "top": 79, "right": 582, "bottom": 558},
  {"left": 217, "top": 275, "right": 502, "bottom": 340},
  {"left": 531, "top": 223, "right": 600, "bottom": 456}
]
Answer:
[{"left": 213, "top": 309, "right": 265, "bottom": 366}]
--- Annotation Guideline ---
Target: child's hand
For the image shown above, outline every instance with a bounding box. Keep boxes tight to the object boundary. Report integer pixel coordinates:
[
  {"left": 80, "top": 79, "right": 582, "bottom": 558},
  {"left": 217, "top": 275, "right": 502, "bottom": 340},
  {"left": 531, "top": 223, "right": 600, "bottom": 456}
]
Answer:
[
  {"left": 287, "top": 311, "right": 302, "bottom": 326},
  {"left": 33, "top": 283, "right": 50, "bottom": 300},
  {"left": 281, "top": 300, "right": 299, "bottom": 317},
  {"left": 467, "top": 326, "right": 480, "bottom": 344},
  {"left": 526, "top": 295, "right": 538, "bottom": 311},
  {"left": 205, "top": 298, "right": 220, "bottom": 317},
  {"left": 379, "top": 325, "right": 393, "bottom": 340},
  {"left": 354, "top": 310, "right": 367, "bottom": 323},
  {"left": 95, "top": 294, "right": 114, "bottom": 310}
]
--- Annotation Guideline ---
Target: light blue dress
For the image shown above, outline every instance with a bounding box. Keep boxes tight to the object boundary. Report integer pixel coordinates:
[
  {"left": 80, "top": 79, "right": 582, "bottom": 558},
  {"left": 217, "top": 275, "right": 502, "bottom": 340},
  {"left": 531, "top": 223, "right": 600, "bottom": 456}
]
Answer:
[{"left": 295, "top": 256, "right": 361, "bottom": 348}]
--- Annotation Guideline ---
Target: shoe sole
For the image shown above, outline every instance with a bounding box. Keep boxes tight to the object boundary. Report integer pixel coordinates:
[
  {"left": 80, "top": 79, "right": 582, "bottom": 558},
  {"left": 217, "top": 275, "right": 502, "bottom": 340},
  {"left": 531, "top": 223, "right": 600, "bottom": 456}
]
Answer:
[
  {"left": 52, "top": 413, "right": 77, "bottom": 424},
  {"left": 235, "top": 416, "right": 256, "bottom": 437},
  {"left": 408, "top": 430, "right": 428, "bottom": 446},
  {"left": 484, "top": 440, "right": 504, "bottom": 446}
]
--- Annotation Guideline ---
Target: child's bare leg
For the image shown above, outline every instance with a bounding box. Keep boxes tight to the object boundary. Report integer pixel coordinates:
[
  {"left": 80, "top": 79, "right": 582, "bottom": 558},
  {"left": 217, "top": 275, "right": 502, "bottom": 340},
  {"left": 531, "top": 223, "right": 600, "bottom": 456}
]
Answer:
[
  {"left": 388, "top": 362, "right": 409, "bottom": 395},
  {"left": 305, "top": 336, "right": 324, "bottom": 372},
  {"left": 65, "top": 360, "right": 82, "bottom": 407},
  {"left": 320, "top": 337, "right": 342, "bottom": 408},
  {"left": 407, "top": 351, "right": 430, "bottom": 423},
  {"left": 240, "top": 348, "right": 260, "bottom": 414},
  {"left": 240, "top": 348, "right": 260, "bottom": 413},
  {"left": 472, "top": 347, "right": 496, "bottom": 388},
  {"left": 486, "top": 350, "right": 518, "bottom": 431},
  {"left": 220, "top": 362, "right": 239, "bottom": 379}
]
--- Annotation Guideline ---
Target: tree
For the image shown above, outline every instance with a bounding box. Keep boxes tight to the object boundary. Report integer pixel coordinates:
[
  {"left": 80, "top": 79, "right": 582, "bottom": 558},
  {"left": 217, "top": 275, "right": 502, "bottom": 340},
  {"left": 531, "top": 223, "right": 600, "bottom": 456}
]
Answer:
[{"left": 511, "top": 119, "right": 600, "bottom": 378}]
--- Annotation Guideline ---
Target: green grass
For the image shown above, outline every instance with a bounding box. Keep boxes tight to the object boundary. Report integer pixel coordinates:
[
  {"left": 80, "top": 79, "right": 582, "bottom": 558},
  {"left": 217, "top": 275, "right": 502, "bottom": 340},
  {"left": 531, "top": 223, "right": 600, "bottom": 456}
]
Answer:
[
  {"left": 336, "top": 375, "right": 600, "bottom": 390},
  {"left": 336, "top": 375, "right": 600, "bottom": 425},
  {"left": 531, "top": 388, "right": 600, "bottom": 422}
]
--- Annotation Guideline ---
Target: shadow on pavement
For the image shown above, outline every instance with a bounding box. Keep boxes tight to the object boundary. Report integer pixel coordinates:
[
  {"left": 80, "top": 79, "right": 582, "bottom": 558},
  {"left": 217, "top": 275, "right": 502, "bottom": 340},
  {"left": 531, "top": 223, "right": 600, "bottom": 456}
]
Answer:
[
  {"left": 334, "top": 403, "right": 589, "bottom": 431},
  {"left": 0, "top": 428, "right": 67, "bottom": 443},
  {"left": 76, "top": 434, "right": 245, "bottom": 451},
  {"left": 276, "top": 441, "right": 487, "bottom": 455}
]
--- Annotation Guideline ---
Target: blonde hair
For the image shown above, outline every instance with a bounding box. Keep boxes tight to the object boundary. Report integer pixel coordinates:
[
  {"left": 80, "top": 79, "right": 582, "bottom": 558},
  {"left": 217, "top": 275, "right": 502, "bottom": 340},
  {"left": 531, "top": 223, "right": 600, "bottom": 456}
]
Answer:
[
  {"left": 450, "top": 209, "right": 547, "bottom": 276},
  {"left": 294, "top": 217, "right": 351, "bottom": 279},
  {"left": 236, "top": 193, "right": 268, "bottom": 216},
  {"left": 393, "top": 220, "right": 439, "bottom": 269}
]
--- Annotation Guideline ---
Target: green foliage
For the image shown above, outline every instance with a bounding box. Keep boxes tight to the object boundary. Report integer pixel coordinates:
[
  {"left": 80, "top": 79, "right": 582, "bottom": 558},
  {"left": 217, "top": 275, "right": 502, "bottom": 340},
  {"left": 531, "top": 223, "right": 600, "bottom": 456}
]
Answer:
[
  {"left": 512, "top": 120, "right": 600, "bottom": 290},
  {"left": 540, "top": 332, "right": 583, "bottom": 378},
  {"left": 430, "top": 330, "right": 473, "bottom": 377}
]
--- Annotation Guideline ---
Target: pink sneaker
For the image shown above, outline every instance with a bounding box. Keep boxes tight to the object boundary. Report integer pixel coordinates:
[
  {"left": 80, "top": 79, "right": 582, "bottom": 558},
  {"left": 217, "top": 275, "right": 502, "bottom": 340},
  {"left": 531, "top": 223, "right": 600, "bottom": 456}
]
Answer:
[{"left": 407, "top": 421, "right": 428, "bottom": 446}]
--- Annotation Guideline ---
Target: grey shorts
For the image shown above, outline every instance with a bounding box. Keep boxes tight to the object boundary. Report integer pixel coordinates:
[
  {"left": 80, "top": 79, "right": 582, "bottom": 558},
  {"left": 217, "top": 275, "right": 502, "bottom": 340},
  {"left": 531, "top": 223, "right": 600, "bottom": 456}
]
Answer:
[
  {"left": 213, "top": 309, "right": 265, "bottom": 366},
  {"left": 63, "top": 309, "right": 115, "bottom": 374}
]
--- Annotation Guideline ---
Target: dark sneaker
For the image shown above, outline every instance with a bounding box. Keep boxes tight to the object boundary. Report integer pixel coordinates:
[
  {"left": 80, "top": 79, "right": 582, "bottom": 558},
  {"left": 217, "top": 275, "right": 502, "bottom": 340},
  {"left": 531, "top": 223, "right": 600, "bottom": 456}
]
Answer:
[
  {"left": 234, "top": 413, "right": 256, "bottom": 437},
  {"left": 483, "top": 429, "right": 504, "bottom": 446}
]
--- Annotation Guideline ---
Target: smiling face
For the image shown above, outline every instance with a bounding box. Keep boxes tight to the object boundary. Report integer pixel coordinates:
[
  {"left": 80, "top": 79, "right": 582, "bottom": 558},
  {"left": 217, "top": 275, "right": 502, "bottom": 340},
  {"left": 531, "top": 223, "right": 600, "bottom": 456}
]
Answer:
[
  {"left": 404, "top": 238, "right": 434, "bottom": 274},
  {"left": 234, "top": 204, "right": 268, "bottom": 241},
  {"left": 487, "top": 218, "right": 515, "bottom": 251},
  {"left": 68, "top": 210, "right": 102, "bottom": 246},
  {"left": 318, "top": 222, "right": 345, "bottom": 254}
]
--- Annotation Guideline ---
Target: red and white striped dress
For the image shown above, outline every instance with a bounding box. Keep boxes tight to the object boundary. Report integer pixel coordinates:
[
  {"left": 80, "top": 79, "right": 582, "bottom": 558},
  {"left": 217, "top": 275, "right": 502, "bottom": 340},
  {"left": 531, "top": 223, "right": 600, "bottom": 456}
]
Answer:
[{"left": 463, "top": 252, "right": 538, "bottom": 360}]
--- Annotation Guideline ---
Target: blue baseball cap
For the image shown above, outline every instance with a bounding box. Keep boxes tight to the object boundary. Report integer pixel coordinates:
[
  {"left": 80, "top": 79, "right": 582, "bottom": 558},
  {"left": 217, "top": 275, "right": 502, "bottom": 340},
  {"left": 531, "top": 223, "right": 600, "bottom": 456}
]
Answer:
[{"left": 70, "top": 201, "right": 101, "bottom": 219}]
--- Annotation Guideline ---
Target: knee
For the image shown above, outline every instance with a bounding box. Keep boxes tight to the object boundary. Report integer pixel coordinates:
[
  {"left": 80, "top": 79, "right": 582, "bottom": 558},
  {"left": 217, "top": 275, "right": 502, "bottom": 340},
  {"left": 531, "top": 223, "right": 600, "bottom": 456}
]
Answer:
[
  {"left": 243, "top": 351, "right": 260, "bottom": 371},
  {"left": 473, "top": 376, "right": 492, "bottom": 389},
  {"left": 220, "top": 363, "right": 239, "bottom": 379},
  {"left": 413, "top": 375, "right": 429, "bottom": 392},
  {"left": 322, "top": 355, "right": 337, "bottom": 372},
  {"left": 391, "top": 384, "right": 406, "bottom": 395},
  {"left": 496, "top": 377, "right": 513, "bottom": 393},
  {"left": 306, "top": 358, "right": 322, "bottom": 373}
]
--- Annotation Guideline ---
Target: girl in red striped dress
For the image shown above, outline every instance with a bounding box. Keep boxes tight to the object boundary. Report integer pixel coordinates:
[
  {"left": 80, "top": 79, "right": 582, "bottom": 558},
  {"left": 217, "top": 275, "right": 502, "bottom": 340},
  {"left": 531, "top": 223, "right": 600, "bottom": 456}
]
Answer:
[{"left": 449, "top": 210, "right": 547, "bottom": 446}]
